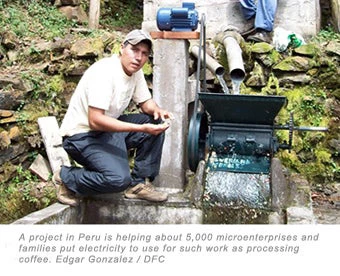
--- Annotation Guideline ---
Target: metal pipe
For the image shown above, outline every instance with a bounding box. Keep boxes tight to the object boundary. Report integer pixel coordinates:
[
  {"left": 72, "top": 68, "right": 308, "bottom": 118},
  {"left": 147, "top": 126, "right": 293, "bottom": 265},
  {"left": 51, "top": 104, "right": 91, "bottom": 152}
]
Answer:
[
  {"left": 190, "top": 44, "right": 225, "bottom": 76},
  {"left": 216, "top": 31, "right": 245, "bottom": 82}
]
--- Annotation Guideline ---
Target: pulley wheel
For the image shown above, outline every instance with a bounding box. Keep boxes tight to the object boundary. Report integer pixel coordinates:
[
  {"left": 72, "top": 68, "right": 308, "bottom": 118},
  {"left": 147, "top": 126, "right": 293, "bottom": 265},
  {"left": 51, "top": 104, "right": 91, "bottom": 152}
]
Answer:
[{"left": 187, "top": 111, "right": 208, "bottom": 172}]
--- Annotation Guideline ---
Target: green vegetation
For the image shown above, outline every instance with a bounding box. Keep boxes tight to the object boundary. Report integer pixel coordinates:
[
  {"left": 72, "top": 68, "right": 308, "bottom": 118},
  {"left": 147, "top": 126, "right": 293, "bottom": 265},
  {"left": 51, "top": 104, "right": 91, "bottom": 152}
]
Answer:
[
  {"left": 311, "top": 26, "right": 340, "bottom": 42},
  {"left": 0, "top": 0, "right": 143, "bottom": 39},
  {"left": 0, "top": 164, "right": 56, "bottom": 223},
  {"left": 0, "top": 0, "right": 76, "bottom": 39},
  {"left": 274, "top": 80, "right": 336, "bottom": 184},
  {"left": 234, "top": 25, "right": 340, "bottom": 185}
]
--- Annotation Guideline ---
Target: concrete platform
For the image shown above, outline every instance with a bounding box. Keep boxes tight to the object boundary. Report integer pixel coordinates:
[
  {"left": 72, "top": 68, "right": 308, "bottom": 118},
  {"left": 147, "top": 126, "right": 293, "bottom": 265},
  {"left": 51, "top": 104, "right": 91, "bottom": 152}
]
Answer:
[
  {"left": 12, "top": 191, "right": 203, "bottom": 224},
  {"left": 11, "top": 159, "right": 317, "bottom": 225}
]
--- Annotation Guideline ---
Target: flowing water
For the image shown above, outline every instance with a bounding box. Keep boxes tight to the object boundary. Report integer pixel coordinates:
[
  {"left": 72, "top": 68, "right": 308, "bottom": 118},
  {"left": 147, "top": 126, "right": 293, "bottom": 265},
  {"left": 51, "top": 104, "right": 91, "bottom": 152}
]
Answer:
[
  {"left": 216, "top": 75, "right": 243, "bottom": 95},
  {"left": 231, "top": 79, "right": 242, "bottom": 95},
  {"left": 217, "top": 74, "right": 229, "bottom": 94}
]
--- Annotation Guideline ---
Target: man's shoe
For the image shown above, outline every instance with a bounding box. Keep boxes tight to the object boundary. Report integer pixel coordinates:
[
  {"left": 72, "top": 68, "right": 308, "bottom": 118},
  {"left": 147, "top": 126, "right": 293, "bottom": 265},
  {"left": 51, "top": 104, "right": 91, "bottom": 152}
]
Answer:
[
  {"left": 52, "top": 169, "right": 79, "bottom": 207},
  {"left": 241, "top": 27, "right": 256, "bottom": 38},
  {"left": 247, "top": 30, "right": 271, "bottom": 43},
  {"left": 124, "top": 183, "right": 168, "bottom": 202}
]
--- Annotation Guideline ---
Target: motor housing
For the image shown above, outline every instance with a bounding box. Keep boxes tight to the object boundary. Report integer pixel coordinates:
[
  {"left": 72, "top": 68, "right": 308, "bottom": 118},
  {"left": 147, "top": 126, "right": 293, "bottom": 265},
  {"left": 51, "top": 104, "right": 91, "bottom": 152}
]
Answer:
[{"left": 156, "top": 2, "right": 199, "bottom": 31}]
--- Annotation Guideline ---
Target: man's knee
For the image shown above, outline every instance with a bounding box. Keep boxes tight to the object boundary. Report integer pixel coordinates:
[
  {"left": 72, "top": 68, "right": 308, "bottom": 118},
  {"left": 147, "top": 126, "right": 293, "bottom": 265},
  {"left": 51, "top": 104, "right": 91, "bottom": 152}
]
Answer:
[{"left": 102, "top": 173, "right": 131, "bottom": 192}]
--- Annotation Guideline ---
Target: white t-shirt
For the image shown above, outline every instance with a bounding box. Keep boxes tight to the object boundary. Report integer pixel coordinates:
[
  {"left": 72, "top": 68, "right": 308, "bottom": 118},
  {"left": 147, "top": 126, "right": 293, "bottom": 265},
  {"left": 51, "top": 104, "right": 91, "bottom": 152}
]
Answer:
[{"left": 59, "top": 54, "right": 152, "bottom": 137}]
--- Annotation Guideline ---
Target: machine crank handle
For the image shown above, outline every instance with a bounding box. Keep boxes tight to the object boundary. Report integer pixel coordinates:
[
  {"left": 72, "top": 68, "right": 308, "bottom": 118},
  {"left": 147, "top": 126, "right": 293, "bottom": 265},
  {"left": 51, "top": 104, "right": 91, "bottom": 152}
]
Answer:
[
  {"left": 275, "top": 125, "right": 328, "bottom": 152},
  {"left": 274, "top": 125, "right": 328, "bottom": 132},
  {"left": 275, "top": 111, "right": 328, "bottom": 152}
]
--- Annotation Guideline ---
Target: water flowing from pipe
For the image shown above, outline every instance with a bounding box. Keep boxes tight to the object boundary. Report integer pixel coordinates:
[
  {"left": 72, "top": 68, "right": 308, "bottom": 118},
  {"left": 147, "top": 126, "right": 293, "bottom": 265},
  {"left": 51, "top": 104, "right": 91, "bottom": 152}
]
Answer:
[
  {"left": 217, "top": 74, "right": 229, "bottom": 94},
  {"left": 232, "top": 79, "right": 242, "bottom": 95}
]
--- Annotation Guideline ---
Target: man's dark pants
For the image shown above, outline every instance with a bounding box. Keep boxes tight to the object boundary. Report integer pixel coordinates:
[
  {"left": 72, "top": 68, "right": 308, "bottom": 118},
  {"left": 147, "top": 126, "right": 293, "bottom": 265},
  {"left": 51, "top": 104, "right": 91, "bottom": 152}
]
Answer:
[{"left": 60, "top": 114, "right": 165, "bottom": 195}]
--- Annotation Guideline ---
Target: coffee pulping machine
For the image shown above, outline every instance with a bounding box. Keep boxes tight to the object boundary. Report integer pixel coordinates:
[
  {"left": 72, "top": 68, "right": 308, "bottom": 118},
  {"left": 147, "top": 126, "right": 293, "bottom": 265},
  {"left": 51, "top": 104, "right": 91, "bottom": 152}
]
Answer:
[{"left": 187, "top": 14, "right": 328, "bottom": 208}]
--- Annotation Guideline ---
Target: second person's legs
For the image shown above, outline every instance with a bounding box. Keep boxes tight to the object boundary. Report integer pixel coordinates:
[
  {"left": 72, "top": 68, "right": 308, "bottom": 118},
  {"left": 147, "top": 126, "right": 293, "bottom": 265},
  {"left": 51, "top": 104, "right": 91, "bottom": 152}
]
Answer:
[{"left": 254, "top": 0, "right": 277, "bottom": 31}]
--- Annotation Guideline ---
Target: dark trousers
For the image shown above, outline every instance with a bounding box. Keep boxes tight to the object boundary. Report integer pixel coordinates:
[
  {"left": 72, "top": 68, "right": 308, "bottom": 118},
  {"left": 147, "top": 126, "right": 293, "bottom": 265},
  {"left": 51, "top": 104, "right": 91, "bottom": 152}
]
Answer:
[{"left": 60, "top": 114, "right": 165, "bottom": 196}]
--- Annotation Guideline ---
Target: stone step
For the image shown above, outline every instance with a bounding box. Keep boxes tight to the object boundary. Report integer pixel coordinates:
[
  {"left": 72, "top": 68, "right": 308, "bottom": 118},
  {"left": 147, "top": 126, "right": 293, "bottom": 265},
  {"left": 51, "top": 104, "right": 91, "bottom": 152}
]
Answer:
[{"left": 81, "top": 191, "right": 202, "bottom": 224}]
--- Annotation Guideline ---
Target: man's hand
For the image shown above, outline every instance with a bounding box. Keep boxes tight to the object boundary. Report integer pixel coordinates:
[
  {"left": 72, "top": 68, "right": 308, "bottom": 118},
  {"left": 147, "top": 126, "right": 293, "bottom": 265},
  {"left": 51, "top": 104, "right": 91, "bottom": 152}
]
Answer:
[
  {"left": 153, "top": 108, "right": 174, "bottom": 121},
  {"left": 140, "top": 99, "right": 174, "bottom": 121},
  {"left": 143, "top": 122, "right": 170, "bottom": 135}
]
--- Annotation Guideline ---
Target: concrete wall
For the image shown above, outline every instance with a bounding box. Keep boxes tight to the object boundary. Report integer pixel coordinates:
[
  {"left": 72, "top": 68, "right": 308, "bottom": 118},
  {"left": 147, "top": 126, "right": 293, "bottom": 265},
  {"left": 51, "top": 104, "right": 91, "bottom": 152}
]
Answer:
[{"left": 143, "top": 0, "right": 321, "bottom": 39}]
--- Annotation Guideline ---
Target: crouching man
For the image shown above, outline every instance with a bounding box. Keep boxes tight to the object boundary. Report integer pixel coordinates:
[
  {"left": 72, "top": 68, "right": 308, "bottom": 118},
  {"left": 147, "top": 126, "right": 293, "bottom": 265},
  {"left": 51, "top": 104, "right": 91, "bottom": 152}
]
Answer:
[{"left": 53, "top": 29, "right": 173, "bottom": 206}]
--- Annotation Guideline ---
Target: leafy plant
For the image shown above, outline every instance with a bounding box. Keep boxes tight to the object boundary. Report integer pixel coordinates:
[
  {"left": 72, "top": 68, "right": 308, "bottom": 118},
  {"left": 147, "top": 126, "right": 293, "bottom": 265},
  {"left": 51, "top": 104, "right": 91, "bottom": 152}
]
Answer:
[
  {"left": 0, "top": 6, "right": 29, "bottom": 37},
  {"left": 0, "top": 0, "right": 76, "bottom": 39},
  {"left": 0, "top": 165, "right": 56, "bottom": 223},
  {"left": 311, "top": 26, "right": 340, "bottom": 43}
]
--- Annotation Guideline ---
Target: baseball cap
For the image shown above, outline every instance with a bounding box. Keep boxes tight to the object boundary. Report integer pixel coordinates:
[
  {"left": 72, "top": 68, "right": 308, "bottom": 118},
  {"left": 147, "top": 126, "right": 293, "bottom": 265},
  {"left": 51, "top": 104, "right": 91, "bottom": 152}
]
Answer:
[{"left": 123, "top": 29, "right": 152, "bottom": 50}]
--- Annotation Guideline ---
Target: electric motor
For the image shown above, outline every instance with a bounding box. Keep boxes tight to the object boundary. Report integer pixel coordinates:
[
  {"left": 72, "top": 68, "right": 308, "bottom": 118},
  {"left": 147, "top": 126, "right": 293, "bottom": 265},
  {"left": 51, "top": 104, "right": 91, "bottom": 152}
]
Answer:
[{"left": 156, "top": 2, "right": 199, "bottom": 32}]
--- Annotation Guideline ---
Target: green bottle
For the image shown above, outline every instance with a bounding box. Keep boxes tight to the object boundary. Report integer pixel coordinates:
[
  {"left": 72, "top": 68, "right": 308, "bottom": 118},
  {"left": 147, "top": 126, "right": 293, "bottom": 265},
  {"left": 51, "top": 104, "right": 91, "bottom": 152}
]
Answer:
[{"left": 288, "top": 34, "right": 302, "bottom": 48}]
